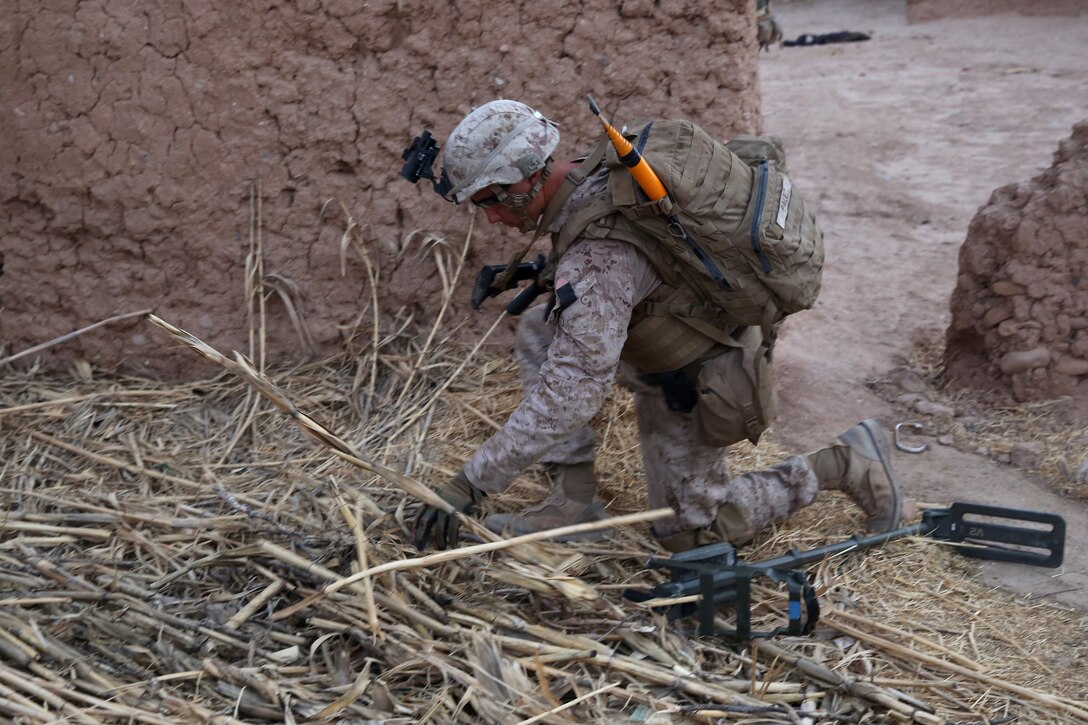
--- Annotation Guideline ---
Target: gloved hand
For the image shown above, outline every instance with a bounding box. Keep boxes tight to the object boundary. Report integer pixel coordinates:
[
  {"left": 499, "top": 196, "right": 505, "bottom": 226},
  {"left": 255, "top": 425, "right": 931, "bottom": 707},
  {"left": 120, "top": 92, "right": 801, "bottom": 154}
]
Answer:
[{"left": 414, "top": 470, "right": 486, "bottom": 551}]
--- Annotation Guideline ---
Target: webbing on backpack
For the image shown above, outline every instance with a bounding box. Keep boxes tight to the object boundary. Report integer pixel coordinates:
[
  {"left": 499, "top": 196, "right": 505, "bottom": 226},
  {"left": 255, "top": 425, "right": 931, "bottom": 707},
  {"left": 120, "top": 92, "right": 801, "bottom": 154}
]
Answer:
[{"left": 556, "top": 120, "right": 823, "bottom": 340}]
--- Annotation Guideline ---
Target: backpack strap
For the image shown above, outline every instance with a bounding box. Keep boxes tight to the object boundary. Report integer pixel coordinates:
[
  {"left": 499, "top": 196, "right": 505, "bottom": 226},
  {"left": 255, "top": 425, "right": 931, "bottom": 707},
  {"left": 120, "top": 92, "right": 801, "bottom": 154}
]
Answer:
[
  {"left": 492, "top": 134, "right": 610, "bottom": 291},
  {"left": 535, "top": 135, "right": 609, "bottom": 240},
  {"left": 760, "top": 299, "right": 780, "bottom": 351},
  {"left": 552, "top": 194, "right": 621, "bottom": 256}
]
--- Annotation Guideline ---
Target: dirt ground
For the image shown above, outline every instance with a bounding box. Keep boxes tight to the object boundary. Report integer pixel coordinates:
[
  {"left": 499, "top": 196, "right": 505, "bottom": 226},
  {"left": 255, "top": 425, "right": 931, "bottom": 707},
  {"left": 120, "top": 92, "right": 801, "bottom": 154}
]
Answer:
[{"left": 761, "top": 0, "right": 1088, "bottom": 610}]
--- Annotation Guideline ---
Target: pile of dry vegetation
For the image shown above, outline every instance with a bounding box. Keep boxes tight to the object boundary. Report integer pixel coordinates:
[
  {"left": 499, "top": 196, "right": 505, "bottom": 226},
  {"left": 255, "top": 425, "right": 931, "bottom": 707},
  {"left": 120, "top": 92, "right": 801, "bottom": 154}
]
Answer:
[{"left": 1, "top": 231, "right": 1086, "bottom": 724}]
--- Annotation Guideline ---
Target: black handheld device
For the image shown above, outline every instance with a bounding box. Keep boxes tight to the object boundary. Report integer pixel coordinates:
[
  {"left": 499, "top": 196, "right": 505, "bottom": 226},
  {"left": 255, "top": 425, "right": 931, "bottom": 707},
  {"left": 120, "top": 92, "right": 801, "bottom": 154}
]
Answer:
[{"left": 471, "top": 253, "right": 549, "bottom": 314}]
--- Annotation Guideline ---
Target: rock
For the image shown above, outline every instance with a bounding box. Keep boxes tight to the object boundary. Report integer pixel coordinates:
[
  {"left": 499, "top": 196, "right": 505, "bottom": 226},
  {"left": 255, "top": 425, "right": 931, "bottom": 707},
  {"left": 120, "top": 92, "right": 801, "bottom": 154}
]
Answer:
[
  {"left": 893, "top": 369, "right": 930, "bottom": 394},
  {"left": 996, "top": 319, "right": 1021, "bottom": 338},
  {"left": 937, "top": 435, "right": 955, "bottom": 446},
  {"left": 913, "top": 400, "right": 956, "bottom": 418},
  {"left": 1054, "top": 355, "right": 1088, "bottom": 377},
  {"left": 982, "top": 305, "right": 1012, "bottom": 328},
  {"left": 1009, "top": 442, "right": 1043, "bottom": 469},
  {"left": 896, "top": 393, "right": 925, "bottom": 406},
  {"left": 997, "top": 453, "right": 1012, "bottom": 465},
  {"left": 975, "top": 446, "right": 990, "bottom": 456},
  {"left": 997, "top": 347, "right": 1051, "bottom": 375},
  {"left": 992, "top": 280, "right": 1025, "bottom": 296},
  {"left": 1076, "top": 461, "right": 1088, "bottom": 485}
]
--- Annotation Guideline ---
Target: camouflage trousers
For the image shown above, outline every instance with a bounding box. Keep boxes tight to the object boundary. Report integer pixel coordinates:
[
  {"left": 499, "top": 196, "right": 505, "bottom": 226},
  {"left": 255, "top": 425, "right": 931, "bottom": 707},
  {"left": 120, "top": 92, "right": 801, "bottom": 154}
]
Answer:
[{"left": 516, "top": 309, "right": 819, "bottom": 539}]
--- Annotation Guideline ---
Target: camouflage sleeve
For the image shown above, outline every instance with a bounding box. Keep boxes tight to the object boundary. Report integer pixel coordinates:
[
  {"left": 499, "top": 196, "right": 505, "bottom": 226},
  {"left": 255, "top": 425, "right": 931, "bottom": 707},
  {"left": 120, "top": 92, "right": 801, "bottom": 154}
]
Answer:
[{"left": 464, "top": 238, "right": 639, "bottom": 493}]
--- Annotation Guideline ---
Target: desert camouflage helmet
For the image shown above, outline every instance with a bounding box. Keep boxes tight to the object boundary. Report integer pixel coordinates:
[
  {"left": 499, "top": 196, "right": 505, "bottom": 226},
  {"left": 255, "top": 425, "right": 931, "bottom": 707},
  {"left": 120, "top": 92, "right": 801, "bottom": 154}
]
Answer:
[{"left": 442, "top": 100, "right": 560, "bottom": 204}]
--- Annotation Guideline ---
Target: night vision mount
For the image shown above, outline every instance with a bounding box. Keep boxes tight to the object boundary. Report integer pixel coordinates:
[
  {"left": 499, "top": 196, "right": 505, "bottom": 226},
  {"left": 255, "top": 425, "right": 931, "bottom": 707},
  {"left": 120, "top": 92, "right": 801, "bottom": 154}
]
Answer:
[{"left": 400, "top": 130, "right": 453, "bottom": 200}]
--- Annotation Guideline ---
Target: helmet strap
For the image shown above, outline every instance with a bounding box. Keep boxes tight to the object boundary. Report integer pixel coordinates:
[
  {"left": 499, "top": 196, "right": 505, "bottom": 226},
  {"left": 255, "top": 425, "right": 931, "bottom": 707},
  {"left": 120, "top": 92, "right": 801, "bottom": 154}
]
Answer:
[{"left": 486, "top": 159, "right": 553, "bottom": 233}]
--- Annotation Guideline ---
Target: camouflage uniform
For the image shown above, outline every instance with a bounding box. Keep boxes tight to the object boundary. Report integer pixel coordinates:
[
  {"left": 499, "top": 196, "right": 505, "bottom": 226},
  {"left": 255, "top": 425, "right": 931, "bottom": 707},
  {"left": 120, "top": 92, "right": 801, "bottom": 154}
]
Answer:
[
  {"left": 430, "top": 100, "right": 900, "bottom": 549},
  {"left": 465, "top": 175, "right": 819, "bottom": 538}
]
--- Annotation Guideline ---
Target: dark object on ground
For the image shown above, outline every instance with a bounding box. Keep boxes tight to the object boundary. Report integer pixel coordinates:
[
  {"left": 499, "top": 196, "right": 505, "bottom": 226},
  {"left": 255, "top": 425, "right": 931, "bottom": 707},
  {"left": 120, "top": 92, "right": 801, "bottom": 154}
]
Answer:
[{"left": 784, "top": 31, "right": 871, "bottom": 46}]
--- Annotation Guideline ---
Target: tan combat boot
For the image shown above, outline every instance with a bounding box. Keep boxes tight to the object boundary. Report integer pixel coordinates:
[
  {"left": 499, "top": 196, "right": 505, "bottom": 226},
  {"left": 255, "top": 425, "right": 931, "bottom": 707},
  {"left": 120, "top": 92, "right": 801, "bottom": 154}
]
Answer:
[
  {"left": 484, "top": 462, "right": 609, "bottom": 541},
  {"left": 809, "top": 419, "right": 904, "bottom": 533}
]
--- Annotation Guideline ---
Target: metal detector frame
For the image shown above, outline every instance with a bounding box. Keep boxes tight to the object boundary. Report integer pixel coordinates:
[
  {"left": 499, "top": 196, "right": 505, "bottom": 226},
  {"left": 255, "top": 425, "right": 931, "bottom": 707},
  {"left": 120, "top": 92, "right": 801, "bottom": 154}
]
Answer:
[{"left": 627, "top": 502, "right": 1065, "bottom": 640}]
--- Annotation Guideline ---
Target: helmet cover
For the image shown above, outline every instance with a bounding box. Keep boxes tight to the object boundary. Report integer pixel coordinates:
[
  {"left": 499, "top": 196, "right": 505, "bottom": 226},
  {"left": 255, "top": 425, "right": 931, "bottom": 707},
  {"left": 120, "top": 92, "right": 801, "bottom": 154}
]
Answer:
[{"left": 442, "top": 100, "right": 560, "bottom": 204}]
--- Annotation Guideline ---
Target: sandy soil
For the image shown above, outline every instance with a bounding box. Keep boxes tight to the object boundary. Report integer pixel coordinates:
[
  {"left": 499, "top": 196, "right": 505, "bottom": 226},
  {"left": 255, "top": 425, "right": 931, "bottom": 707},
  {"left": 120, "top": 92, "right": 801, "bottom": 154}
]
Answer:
[{"left": 761, "top": 0, "right": 1088, "bottom": 609}]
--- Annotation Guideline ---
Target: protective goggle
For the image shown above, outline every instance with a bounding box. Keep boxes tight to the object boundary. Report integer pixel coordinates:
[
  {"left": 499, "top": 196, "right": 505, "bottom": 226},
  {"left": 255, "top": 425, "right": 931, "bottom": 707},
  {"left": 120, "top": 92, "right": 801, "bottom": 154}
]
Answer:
[{"left": 471, "top": 185, "right": 510, "bottom": 210}]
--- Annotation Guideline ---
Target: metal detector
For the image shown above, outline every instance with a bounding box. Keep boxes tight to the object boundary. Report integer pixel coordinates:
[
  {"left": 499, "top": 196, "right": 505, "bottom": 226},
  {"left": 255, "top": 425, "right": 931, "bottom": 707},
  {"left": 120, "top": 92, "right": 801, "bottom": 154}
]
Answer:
[{"left": 624, "top": 503, "right": 1065, "bottom": 641}]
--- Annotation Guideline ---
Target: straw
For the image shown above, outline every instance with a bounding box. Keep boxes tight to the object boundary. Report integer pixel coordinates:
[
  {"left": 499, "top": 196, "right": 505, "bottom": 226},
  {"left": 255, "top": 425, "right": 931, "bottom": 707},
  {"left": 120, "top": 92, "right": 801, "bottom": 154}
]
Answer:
[{"left": 2, "top": 217, "right": 1084, "bottom": 723}]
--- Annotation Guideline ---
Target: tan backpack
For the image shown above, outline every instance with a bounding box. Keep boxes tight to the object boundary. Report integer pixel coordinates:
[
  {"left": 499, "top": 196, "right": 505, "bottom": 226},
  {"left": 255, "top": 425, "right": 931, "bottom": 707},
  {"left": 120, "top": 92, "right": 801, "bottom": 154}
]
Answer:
[
  {"left": 621, "top": 120, "right": 820, "bottom": 328},
  {"left": 547, "top": 120, "right": 823, "bottom": 446},
  {"left": 558, "top": 119, "right": 824, "bottom": 332}
]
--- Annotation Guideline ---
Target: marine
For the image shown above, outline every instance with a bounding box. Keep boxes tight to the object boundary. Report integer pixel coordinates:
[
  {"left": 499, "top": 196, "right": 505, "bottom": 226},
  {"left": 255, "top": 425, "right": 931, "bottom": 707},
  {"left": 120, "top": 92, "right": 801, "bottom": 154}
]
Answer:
[{"left": 406, "top": 99, "right": 904, "bottom": 552}]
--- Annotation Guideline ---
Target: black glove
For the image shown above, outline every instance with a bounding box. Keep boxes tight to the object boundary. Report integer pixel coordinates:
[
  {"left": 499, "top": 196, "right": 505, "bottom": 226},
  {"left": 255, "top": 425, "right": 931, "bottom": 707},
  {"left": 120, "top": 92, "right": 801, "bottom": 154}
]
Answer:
[{"left": 414, "top": 470, "right": 486, "bottom": 551}]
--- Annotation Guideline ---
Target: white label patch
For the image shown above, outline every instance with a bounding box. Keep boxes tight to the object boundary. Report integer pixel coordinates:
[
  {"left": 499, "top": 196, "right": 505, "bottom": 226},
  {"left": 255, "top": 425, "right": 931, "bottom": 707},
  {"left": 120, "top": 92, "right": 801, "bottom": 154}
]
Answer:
[{"left": 776, "top": 176, "right": 792, "bottom": 228}]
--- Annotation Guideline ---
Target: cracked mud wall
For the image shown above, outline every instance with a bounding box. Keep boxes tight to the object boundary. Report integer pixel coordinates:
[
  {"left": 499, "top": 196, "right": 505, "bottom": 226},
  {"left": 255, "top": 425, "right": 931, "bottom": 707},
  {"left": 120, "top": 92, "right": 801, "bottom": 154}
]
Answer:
[
  {"left": 2, "top": 0, "right": 758, "bottom": 377},
  {"left": 945, "top": 120, "right": 1088, "bottom": 404}
]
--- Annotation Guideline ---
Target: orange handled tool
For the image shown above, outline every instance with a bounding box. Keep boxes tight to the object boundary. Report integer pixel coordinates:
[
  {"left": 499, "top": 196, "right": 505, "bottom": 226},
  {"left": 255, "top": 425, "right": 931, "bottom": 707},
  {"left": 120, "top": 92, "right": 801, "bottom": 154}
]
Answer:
[
  {"left": 587, "top": 95, "right": 668, "bottom": 202},
  {"left": 586, "top": 94, "right": 732, "bottom": 292}
]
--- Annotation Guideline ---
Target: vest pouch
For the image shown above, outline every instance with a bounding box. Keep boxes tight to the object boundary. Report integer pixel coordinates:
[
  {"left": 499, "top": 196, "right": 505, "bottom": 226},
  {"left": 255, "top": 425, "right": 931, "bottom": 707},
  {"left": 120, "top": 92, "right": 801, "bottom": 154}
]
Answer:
[{"left": 692, "top": 326, "right": 777, "bottom": 447}]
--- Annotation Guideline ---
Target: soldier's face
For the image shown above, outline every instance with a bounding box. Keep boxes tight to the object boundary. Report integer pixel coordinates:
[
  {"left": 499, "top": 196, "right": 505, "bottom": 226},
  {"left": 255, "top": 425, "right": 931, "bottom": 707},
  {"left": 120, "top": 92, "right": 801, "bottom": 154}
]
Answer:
[
  {"left": 481, "top": 200, "right": 520, "bottom": 227},
  {"left": 471, "top": 177, "right": 538, "bottom": 229}
]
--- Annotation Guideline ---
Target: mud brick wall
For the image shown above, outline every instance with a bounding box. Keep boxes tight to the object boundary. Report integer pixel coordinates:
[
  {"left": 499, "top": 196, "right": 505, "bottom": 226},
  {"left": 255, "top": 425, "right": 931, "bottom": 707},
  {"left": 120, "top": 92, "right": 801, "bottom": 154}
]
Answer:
[
  {"left": 945, "top": 120, "right": 1088, "bottom": 402},
  {"left": 2, "top": 0, "right": 759, "bottom": 377}
]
